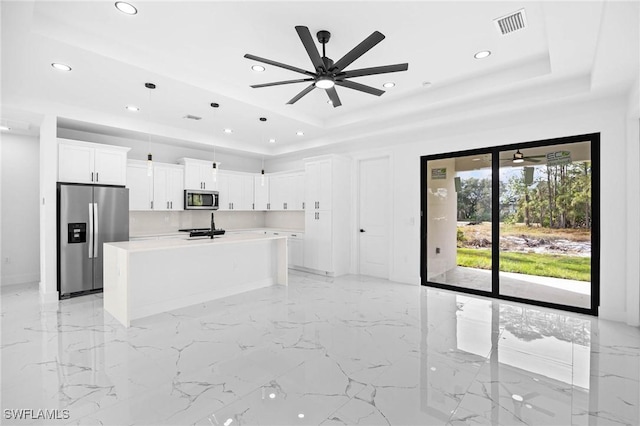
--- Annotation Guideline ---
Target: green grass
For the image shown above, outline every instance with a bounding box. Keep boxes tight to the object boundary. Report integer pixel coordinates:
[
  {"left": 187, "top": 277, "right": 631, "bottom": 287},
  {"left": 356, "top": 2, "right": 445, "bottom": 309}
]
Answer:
[{"left": 457, "top": 248, "right": 591, "bottom": 282}]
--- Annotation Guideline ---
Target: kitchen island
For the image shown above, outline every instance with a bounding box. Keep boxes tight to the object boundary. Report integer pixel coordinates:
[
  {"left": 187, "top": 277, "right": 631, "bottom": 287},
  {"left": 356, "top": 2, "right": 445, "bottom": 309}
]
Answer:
[{"left": 103, "top": 233, "right": 287, "bottom": 327}]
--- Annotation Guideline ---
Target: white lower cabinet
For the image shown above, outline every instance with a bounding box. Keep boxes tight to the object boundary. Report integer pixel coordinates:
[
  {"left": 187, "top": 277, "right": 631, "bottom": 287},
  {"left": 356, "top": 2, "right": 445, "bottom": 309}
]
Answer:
[
  {"left": 304, "top": 211, "right": 332, "bottom": 272},
  {"left": 263, "top": 230, "right": 304, "bottom": 268},
  {"left": 288, "top": 234, "right": 304, "bottom": 268}
]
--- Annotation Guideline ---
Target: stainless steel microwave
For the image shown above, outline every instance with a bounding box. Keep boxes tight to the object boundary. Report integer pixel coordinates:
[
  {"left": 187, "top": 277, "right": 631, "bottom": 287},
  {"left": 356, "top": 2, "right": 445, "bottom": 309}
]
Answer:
[{"left": 184, "top": 190, "right": 219, "bottom": 210}]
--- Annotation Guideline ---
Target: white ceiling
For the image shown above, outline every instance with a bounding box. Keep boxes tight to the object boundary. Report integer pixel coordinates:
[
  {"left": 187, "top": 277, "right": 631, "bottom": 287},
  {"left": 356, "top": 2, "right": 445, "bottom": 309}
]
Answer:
[{"left": 1, "top": 1, "right": 637, "bottom": 157}]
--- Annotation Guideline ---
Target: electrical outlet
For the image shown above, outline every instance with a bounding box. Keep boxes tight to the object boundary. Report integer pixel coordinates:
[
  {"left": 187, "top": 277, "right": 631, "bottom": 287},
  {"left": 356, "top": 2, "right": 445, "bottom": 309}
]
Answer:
[{"left": 435, "top": 247, "right": 440, "bottom": 254}]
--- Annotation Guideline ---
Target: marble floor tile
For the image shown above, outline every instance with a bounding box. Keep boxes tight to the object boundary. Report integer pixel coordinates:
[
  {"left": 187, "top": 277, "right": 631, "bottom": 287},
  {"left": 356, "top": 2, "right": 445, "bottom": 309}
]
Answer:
[{"left": 2, "top": 273, "right": 640, "bottom": 425}]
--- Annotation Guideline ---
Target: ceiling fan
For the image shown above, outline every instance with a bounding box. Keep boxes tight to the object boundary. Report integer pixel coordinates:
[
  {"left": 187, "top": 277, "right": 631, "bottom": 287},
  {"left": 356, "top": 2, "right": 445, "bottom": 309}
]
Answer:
[
  {"left": 501, "top": 149, "right": 546, "bottom": 164},
  {"left": 244, "top": 26, "right": 408, "bottom": 108}
]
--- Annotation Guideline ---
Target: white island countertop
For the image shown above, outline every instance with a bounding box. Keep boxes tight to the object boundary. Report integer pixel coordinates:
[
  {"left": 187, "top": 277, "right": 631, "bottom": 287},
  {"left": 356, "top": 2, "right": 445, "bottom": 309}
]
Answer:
[
  {"left": 110, "top": 232, "right": 286, "bottom": 252},
  {"left": 103, "top": 233, "right": 288, "bottom": 327}
]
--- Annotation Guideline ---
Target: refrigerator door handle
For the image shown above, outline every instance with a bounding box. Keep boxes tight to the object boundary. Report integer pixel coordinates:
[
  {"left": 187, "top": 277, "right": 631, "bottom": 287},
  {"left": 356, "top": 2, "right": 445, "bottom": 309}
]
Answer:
[
  {"left": 93, "top": 203, "right": 99, "bottom": 258},
  {"left": 88, "top": 203, "right": 94, "bottom": 258}
]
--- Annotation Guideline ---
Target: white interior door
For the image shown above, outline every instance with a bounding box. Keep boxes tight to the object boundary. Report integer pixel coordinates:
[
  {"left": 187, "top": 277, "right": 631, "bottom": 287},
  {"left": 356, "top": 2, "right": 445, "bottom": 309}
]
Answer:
[{"left": 358, "top": 157, "right": 390, "bottom": 278}]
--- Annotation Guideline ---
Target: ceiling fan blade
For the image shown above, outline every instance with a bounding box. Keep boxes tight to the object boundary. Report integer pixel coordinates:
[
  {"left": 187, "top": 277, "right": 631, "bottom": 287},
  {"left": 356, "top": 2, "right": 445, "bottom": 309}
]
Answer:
[
  {"left": 286, "top": 84, "right": 316, "bottom": 105},
  {"left": 339, "top": 63, "right": 408, "bottom": 79},
  {"left": 335, "top": 79, "right": 384, "bottom": 96},
  {"left": 332, "top": 31, "right": 385, "bottom": 72},
  {"left": 524, "top": 158, "right": 542, "bottom": 163},
  {"left": 295, "top": 26, "right": 325, "bottom": 72},
  {"left": 251, "top": 78, "right": 314, "bottom": 88},
  {"left": 244, "top": 54, "right": 314, "bottom": 76},
  {"left": 326, "top": 86, "right": 342, "bottom": 107}
]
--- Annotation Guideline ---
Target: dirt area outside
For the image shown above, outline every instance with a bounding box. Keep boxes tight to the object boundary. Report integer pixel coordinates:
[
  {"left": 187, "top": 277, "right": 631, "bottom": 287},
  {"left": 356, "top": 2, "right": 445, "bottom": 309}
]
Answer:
[{"left": 457, "top": 222, "right": 591, "bottom": 257}]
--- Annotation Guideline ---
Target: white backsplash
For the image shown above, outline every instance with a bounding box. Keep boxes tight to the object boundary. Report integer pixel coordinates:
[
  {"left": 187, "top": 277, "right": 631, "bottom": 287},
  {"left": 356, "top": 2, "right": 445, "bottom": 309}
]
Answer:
[
  {"left": 264, "top": 211, "right": 305, "bottom": 230},
  {"left": 130, "top": 210, "right": 305, "bottom": 236},
  {"left": 130, "top": 211, "right": 266, "bottom": 236}
]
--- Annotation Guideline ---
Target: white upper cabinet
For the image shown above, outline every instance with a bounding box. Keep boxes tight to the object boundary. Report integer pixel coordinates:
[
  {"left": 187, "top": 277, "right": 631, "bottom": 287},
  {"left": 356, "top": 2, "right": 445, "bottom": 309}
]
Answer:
[
  {"left": 305, "top": 160, "right": 332, "bottom": 211},
  {"left": 58, "top": 139, "right": 129, "bottom": 185},
  {"left": 126, "top": 160, "right": 184, "bottom": 211},
  {"left": 269, "top": 171, "right": 305, "bottom": 211},
  {"left": 153, "top": 163, "right": 184, "bottom": 211},
  {"left": 218, "top": 171, "right": 254, "bottom": 210},
  {"left": 180, "top": 158, "right": 215, "bottom": 191},
  {"left": 126, "top": 161, "right": 153, "bottom": 211},
  {"left": 254, "top": 175, "right": 270, "bottom": 210}
]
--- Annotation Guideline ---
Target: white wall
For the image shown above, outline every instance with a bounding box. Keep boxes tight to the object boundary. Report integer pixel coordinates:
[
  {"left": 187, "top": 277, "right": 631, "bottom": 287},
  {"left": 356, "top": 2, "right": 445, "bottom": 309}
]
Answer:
[
  {"left": 266, "top": 93, "right": 638, "bottom": 324},
  {"left": 1, "top": 133, "right": 40, "bottom": 285}
]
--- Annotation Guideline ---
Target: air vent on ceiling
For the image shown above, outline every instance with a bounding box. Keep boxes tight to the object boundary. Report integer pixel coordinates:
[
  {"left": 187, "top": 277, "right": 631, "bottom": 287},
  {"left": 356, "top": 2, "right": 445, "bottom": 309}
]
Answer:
[
  {"left": 494, "top": 9, "right": 527, "bottom": 35},
  {"left": 183, "top": 114, "right": 202, "bottom": 121}
]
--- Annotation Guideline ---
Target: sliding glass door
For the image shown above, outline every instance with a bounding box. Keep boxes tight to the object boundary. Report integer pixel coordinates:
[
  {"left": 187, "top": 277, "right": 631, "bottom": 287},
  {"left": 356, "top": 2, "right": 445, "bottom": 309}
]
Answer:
[
  {"left": 421, "top": 134, "right": 599, "bottom": 315},
  {"left": 425, "top": 153, "right": 493, "bottom": 293},
  {"left": 497, "top": 141, "right": 593, "bottom": 309}
]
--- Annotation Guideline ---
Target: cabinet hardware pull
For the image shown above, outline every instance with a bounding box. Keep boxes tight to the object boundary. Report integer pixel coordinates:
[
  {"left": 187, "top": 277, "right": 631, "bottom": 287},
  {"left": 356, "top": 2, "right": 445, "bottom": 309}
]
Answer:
[
  {"left": 96, "top": 172, "right": 99, "bottom": 182},
  {"left": 151, "top": 200, "right": 154, "bottom": 209},
  {"left": 91, "top": 172, "right": 94, "bottom": 182},
  {"left": 253, "top": 203, "right": 255, "bottom": 210},
  {"left": 302, "top": 202, "right": 305, "bottom": 209},
  {"left": 167, "top": 201, "right": 169, "bottom": 209},
  {"left": 170, "top": 201, "right": 173, "bottom": 209}
]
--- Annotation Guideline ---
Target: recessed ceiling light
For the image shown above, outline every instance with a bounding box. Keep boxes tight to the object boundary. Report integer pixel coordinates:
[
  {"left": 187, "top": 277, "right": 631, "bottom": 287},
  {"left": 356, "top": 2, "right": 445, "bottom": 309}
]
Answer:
[
  {"left": 512, "top": 394, "right": 524, "bottom": 402},
  {"left": 268, "top": 393, "right": 276, "bottom": 399},
  {"left": 327, "top": 100, "right": 333, "bottom": 105},
  {"left": 224, "top": 128, "right": 233, "bottom": 134},
  {"left": 383, "top": 82, "right": 395, "bottom": 88},
  {"left": 0, "top": 125, "right": 10, "bottom": 131},
  {"left": 115, "top": 2, "right": 137, "bottom": 15},
  {"left": 472, "top": 158, "right": 481, "bottom": 161},
  {"left": 298, "top": 414, "right": 305, "bottom": 419},
  {"left": 51, "top": 63, "right": 72, "bottom": 71},
  {"left": 251, "top": 65, "right": 265, "bottom": 72},
  {"left": 125, "top": 105, "right": 139, "bottom": 112},
  {"left": 474, "top": 50, "right": 491, "bottom": 59},
  {"left": 296, "top": 131, "right": 304, "bottom": 136},
  {"left": 422, "top": 81, "right": 432, "bottom": 88},
  {"left": 268, "top": 138, "right": 276, "bottom": 143}
]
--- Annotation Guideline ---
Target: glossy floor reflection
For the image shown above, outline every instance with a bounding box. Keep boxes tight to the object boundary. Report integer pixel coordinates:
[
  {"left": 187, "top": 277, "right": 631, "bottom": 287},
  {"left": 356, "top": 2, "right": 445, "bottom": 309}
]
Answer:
[{"left": 1, "top": 272, "right": 639, "bottom": 425}]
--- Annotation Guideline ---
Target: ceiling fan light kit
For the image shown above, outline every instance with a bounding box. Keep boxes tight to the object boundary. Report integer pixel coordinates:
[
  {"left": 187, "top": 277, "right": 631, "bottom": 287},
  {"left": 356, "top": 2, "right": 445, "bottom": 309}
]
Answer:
[{"left": 245, "top": 26, "right": 408, "bottom": 108}]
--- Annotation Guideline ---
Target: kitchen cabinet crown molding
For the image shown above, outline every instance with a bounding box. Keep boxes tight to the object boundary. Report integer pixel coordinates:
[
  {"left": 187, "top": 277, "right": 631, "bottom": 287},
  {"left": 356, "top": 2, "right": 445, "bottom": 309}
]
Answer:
[{"left": 58, "top": 138, "right": 131, "bottom": 153}]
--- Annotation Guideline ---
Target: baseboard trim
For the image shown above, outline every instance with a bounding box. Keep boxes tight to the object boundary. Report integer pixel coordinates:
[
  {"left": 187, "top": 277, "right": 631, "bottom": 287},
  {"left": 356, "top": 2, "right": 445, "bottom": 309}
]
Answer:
[
  {"left": 599, "top": 307, "right": 627, "bottom": 323},
  {"left": 1, "top": 273, "right": 40, "bottom": 286},
  {"left": 389, "top": 274, "right": 420, "bottom": 285}
]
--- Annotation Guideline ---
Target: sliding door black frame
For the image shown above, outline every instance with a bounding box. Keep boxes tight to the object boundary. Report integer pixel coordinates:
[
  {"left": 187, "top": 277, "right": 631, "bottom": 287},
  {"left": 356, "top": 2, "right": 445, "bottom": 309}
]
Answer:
[{"left": 420, "top": 133, "right": 600, "bottom": 316}]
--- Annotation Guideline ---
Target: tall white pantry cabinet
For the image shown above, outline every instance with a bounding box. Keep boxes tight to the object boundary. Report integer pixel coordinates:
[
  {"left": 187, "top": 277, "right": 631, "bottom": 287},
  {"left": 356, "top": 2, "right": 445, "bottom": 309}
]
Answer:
[{"left": 303, "top": 155, "right": 351, "bottom": 276}]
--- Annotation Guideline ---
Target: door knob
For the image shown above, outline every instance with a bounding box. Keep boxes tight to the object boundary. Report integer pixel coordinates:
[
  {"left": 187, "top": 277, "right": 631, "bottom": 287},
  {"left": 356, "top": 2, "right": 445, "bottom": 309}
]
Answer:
[{"left": 360, "top": 229, "right": 366, "bottom": 233}]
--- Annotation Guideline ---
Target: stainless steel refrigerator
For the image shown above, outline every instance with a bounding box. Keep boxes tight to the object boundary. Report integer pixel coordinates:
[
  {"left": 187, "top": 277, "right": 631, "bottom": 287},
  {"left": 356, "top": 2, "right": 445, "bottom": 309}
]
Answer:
[{"left": 58, "top": 184, "right": 129, "bottom": 298}]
